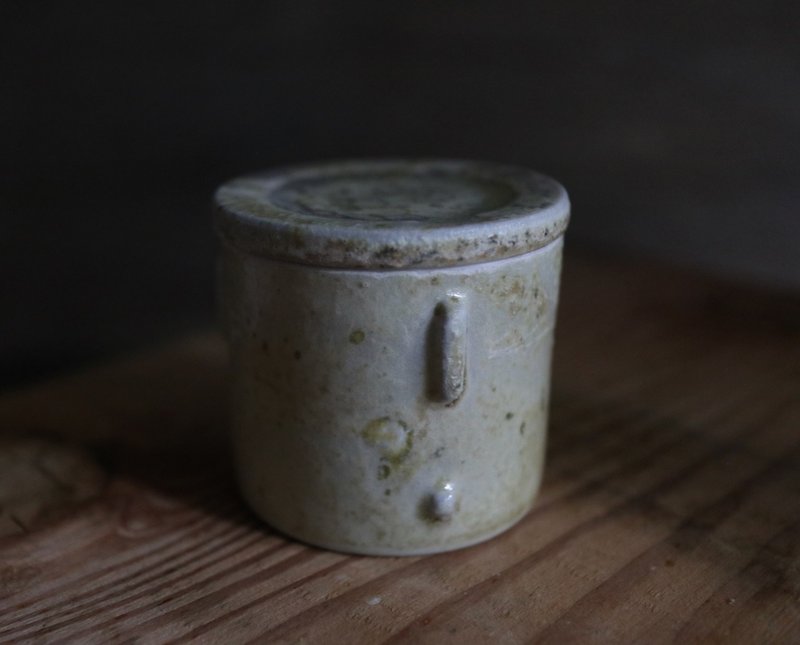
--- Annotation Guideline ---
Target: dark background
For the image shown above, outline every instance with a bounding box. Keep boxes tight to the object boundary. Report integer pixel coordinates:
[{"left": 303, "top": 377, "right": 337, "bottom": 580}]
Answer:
[{"left": 3, "top": 1, "right": 799, "bottom": 388}]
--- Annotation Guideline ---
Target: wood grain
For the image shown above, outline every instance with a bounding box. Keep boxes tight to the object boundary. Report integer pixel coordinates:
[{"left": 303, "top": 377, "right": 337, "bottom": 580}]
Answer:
[{"left": 0, "top": 252, "right": 799, "bottom": 643}]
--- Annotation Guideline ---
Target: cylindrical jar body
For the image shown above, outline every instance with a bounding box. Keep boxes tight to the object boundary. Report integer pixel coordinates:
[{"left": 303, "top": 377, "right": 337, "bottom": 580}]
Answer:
[{"left": 221, "top": 238, "right": 563, "bottom": 555}]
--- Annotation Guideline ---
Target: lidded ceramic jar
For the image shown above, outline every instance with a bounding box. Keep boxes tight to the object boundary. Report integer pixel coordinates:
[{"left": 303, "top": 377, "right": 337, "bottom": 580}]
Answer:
[{"left": 214, "top": 160, "right": 569, "bottom": 555}]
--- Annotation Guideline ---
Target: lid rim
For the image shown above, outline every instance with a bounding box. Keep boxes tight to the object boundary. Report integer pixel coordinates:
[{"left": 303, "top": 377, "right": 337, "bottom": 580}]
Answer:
[{"left": 213, "top": 159, "right": 570, "bottom": 269}]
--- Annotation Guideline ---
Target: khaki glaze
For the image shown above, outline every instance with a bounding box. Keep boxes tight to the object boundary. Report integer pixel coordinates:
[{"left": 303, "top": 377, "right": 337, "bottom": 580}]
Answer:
[{"left": 215, "top": 160, "right": 569, "bottom": 555}]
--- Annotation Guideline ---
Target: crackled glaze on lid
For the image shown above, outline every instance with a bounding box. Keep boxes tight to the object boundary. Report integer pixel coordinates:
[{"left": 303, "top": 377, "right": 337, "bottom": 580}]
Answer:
[{"left": 214, "top": 159, "right": 569, "bottom": 269}]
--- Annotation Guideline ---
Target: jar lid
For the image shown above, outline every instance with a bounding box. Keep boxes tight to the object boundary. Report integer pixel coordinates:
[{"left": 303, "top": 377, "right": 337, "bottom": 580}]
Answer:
[{"left": 214, "top": 159, "right": 569, "bottom": 269}]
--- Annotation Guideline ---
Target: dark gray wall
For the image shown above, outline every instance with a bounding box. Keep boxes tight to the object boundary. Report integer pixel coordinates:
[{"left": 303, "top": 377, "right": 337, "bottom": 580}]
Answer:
[{"left": 3, "top": 1, "right": 799, "bottom": 386}]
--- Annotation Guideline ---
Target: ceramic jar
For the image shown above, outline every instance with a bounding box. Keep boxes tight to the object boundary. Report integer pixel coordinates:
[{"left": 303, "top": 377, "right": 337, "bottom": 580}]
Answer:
[{"left": 214, "top": 160, "right": 569, "bottom": 555}]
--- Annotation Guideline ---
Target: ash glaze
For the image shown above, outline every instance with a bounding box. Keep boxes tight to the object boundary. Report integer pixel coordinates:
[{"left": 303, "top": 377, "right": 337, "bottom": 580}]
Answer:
[
  {"left": 215, "top": 159, "right": 569, "bottom": 555},
  {"left": 215, "top": 159, "right": 568, "bottom": 269},
  {"left": 269, "top": 172, "right": 516, "bottom": 221}
]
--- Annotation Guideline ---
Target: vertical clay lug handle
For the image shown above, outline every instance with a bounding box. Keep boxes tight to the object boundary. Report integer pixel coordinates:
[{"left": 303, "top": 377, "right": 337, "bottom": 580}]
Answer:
[{"left": 431, "top": 293, "right": 467, "bottom": 405}]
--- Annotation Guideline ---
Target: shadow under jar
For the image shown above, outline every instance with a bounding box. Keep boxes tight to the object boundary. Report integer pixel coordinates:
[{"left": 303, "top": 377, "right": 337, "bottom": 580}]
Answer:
[{"left": 214, "top": 159, "right": 570, "bottom": 555}]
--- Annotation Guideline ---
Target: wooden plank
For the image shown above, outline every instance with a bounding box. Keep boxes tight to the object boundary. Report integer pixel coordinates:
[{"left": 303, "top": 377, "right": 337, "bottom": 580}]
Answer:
[{"left": 0, "top": 252, "right": 799, "bottom": 643}]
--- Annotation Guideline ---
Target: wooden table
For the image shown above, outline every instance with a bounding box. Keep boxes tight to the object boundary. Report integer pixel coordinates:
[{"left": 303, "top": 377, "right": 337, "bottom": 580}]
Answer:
[{"left": 1, "top": 252, "right": 799, "bottom": 643}]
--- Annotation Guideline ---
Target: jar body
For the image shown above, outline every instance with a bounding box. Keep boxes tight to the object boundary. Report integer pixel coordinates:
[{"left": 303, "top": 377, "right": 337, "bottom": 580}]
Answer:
[{"left": 220, "top": 239, "right": 563, "bottom": 555}]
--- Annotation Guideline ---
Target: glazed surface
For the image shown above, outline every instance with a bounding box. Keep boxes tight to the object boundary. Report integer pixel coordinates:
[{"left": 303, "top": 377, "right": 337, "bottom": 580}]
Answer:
[
  {"left": 223, "top": 241, "right": 563, "bottom": 554},
  {"left": 215, "top": 159, "right": 569, "bottom": 269}
]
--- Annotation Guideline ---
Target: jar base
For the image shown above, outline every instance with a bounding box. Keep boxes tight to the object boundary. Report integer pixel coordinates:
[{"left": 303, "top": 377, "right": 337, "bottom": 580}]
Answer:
[{"left": 253, "top": 500, "right": 537, "bottom": 557}]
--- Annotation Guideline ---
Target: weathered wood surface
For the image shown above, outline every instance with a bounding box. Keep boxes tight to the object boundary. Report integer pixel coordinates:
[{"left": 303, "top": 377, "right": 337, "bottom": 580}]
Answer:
[{"left": 1, "top": 252, "right": 799, "bottom": 643}]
